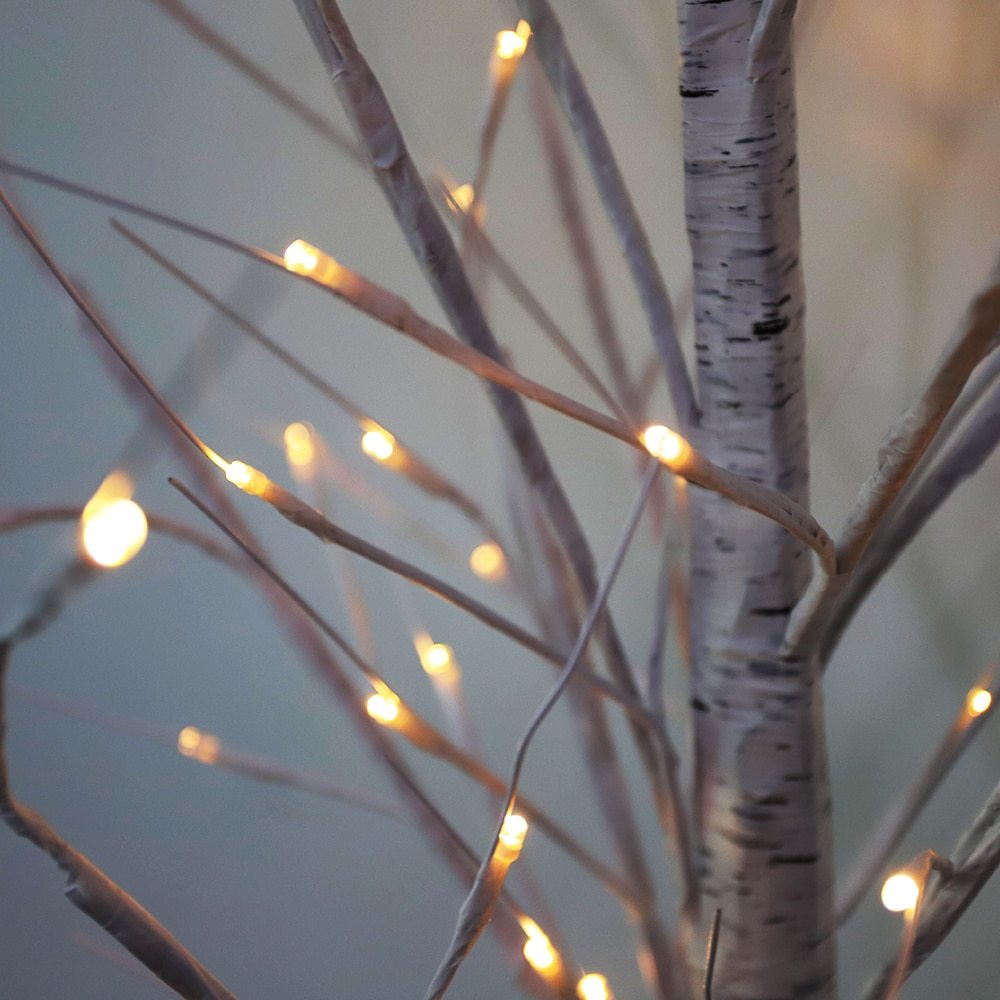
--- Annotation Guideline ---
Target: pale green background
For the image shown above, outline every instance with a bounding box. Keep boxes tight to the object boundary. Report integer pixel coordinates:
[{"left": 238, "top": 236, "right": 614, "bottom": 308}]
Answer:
[{"left": 1, "top": 2, "right": 998, "bottom": 998}]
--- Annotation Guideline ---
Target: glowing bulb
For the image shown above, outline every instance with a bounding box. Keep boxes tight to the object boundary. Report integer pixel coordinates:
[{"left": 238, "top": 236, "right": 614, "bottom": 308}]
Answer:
[
  {"left": 361, "top": 428, "right": 396, "bottom": 463},
  {"left": 284, "top": 422, "right": 316, "bottom": 468},
  {"left": 495, "top": 813, "right": 529, "bottom": 863},
  {"left": 966, "top": 687, "right": 992, "bottom": 717},
  {"left": 177, "top": 726, "right": 221, "bottom": 765},
  {"left": 641, "top": 424, "right": 690, "bottom": 467},
  {"left": 366, "top": 692, "right": 400, "bottom": 725},
  {"left": 224, "top": 460, "right": 268, "bottom": 496},
  {"left": 283, "top": 239, "right": 343, "bottom": 286},
  {"left": 470, "top": 542, "right": 506, "bottom": 581},
  {"left": 523, "top": 930, "right": 558, "bottom": 973},
  {"left": 881, "top": 872, "right": 920, "bottom": 913},
  {"left": 577, "top": 973, "right": 611, "bottom": 1000},
  {"left": 495, "top": 20, "right": 531, "bottom": 60},
  {"left": 420, "top": 642, "right": 453, "bottom": 675},
  {"left": 452, "top": 184, "right": 476, "bottom": 211},
  {"left": 80, "top": 496, "right": 148, "bottom": 568}
]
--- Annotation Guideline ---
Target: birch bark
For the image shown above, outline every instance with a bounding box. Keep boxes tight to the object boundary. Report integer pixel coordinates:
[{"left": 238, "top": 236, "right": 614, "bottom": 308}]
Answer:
[{"left": 675, "top": 3, "right": 836, "bottom": 997}]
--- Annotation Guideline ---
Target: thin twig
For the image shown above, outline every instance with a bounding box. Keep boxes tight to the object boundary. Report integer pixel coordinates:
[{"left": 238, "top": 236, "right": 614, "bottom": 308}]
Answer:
[
  {"left": 704, "top": 908, "right": 722, "bottom": 1000},
  {"left": 527, "top": 58, "right": 635, "bottom": 419},
  {"left": 0, "top": 186, "right": 222, "bottom": 468},
  {"left": 860, "top": 824, "right": 998, "bottom": 1000},
  {"left": 113, "top": 219, "right": 504, "bottom": 541},
  {"left": 1, "top": 187, "right": 554, "bottom": 984},
  {"left": 150, "top": 0, "right": 362, "bottom": 164},
  {"left": 822, "top": 375, "right": 1000, "bottom": 665},
  {"left": 0, "top": 643, "right": 238, "bottom": 1000},
  {"left": 516, "top": 0, "right": 698, "bottom": 433},
  {"left": 437, "top": 181, "right": 630, "bottom": 426},
  {"left": 784, "top": 258, "right": 1000, "bottom": 656},
  {"left": 169, "top": 477, "right": 638, "bottom": 906},
  {"left": 422, "top": 461, "right": 660, "bottom": 1000},
  {"left": 0, "top": 161, "right": 835, "bottom": 564},
  {"left": 836, "top": 672, "right": 999, "bottom": 924}
]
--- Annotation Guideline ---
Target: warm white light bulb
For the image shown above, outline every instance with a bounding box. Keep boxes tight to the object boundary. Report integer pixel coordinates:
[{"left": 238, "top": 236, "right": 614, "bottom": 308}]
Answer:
[
  {"left": 577, "top": 973, "right": 611, "bottom": 1000},
  {"left": 523, "top": 932, "right": 557, "bottom": 972},
  {"left": 881, "top": 872, "right": 920, "bottom": 913},
  {"left": 421, "top": 642, "right": 453, "bottom": 675},
  {"left": 177, "top": 726, "right": 221, "bottom": 765},
  {"left": 283, "top": 239, "right": 344, "bottom": 286},
  {"left": 496, "top": 813, "right": 528, "bottom": 861},
  {"left": 361, "top": 428, "right": 396, "bottom": 463},
  {"left": 469, "top": 541, "right": 506, "bottom": 581},
  {"left": 224, "top": 460, "right": 268, "bottom": 496},
  {"left": 284, "top": 422, "right": 316, "bottom": 468},
  {"left": 966, "top": 687, "right": 992, "bottom": 717},
  {"left": 81, "top": 496, "right": 148, "bottom": 568},
  {"left": 495, "top": 27, "right": 529, "bottom": 61},
  {"left": 641, "top": 424, "right": 690, "bottom": 466},
  {"left": 366, "top": 692, "right": 400, "bottom": 724}
]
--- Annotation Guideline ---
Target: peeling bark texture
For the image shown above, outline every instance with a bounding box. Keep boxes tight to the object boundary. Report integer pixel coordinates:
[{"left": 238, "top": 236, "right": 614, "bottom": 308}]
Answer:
[{"left": 676, "top": 3, "right": 835, "bottom": 998}]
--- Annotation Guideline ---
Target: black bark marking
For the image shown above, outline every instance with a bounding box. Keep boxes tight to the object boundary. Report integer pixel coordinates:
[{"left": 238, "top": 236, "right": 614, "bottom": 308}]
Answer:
[
  {"left": 768, "top": 853, "right": 819, "bottom": 866},
  {"left": 679, "top": 86, "right": 718, "bottom": 98}
]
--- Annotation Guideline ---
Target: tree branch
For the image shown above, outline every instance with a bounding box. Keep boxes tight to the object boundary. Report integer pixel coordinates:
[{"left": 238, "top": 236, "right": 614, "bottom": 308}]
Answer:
[
  {"left": 836, "top": 673, "right": 999, "bottom": 924},
  {"left": 0, "top": 643, "right": 238, "bottom": 1000},
  {"left": 516, "top": 0, "right": 698, "bottom": 432},
  {"left": 861, "top": 782, "right": 1000, "bottom": 999}
]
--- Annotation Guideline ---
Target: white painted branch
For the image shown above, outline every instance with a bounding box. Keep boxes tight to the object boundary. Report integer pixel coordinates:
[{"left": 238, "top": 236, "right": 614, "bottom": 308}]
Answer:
[
  {"left": 860, "top": 782, "right": 1000, "bottom": 999},
  {"left": 517, "top": 0, "right": 698, "bottom": 433},
  {"left": 785, "top": 257, "right": 1000, "bottom": 657},
  {"left": 675, "top": 1, "right": 835, "bottom": 996},
  {"left": 836, "top": 674, "right": 999, "bottom": 923},
  {"left": 0, "top": 644, "right": 238, "bottom": 1000}
]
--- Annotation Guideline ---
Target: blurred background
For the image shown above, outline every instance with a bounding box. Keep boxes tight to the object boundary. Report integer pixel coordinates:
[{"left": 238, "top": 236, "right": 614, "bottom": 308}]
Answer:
[{"left": 1, "top": 1, "right": 998, "bottom": 997}]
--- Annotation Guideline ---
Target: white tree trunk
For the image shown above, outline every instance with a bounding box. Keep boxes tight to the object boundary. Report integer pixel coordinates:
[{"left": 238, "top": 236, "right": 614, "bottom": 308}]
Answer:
[{"left": 676, "top": 3, "right": 836, "bottom": 997}]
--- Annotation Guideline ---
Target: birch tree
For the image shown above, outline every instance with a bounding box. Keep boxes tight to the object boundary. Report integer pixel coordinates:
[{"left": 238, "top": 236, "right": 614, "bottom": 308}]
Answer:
[{"left": 1, "top": 3, "right": 998, "bottom": 1000}]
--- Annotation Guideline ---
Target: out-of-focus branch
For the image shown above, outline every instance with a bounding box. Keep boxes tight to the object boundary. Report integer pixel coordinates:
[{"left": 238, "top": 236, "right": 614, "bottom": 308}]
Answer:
[
  {"left": 170, "top": 477, "right": 639, "bottom": 907},
  {"left": 0, "top": 162, "right": 834, "bottom": 565},
  {"left": 150, "top": 0, "right": 362, "bottom": 164},
  {"left": 526, "top": 59, "right": 635, "bottom": 418},
  {"left": 516, "top": 0, "right": 697, "bottom": 433},
  {"left": 785, "top": 258, "right": 1000, "bottom": 655},
  {"left": 822, "top": 374, "right": 1000, "bottom": 664},
  {"left": 113, "top": 220, "right": 505, "bottom": 544},
  {"left": 0, "top": 644, "right": 238, "bottom": 1000},
  {"left": 422, "top": 462, "right": 660, "bottom": 1000}
]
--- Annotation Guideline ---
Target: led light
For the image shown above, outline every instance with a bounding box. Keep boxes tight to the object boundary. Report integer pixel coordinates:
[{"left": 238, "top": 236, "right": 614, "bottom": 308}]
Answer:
[
  {"left": 495, "top": 19, "right": 531, "bottom": 60},
  {"left": 224, "top": 460, "right": 269, "bottom": 496},
  {"left": 641, "top": 424, "right": 690, "bottom": 467},
  {"left": 420, "top": 642, "right": 453, "bottom": 675},
  {"left": 577, "top": 973, "right": 611, "bottom": 1000},
  {"left": 469, "top": 541, "right": 506, "bottom": 581},
  {"left": 361, "top": 428, "right": 396, "bottom": 463},
  {"left": 177, "top": 726, "right": 221, "bottom": 765},
  {"left": 452, "top": 184, "right": 476, "bottom": 211},
  {"left": 283, "top": 422, "right": 316, "bottom": 468},
  {"left": 80, "top": 483, "right": 148, "bottom": 569},
  {"left": 523, "top": 931, "right": 557, "bottom": 972},
  {"left": 881, "top": 872, "right": 920, "bottom": 913},
  {"left": 283, "top": 239, "right": 343, "bottom": 286},
  {"left": 366, "top": 692, "right": 400, "bottom": 725},
  {"left": 495, "top": 813, "right": 528, "bottom": 862},
  {"left": 966, "top": 687, "right": 992, "bottom": 717}
]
